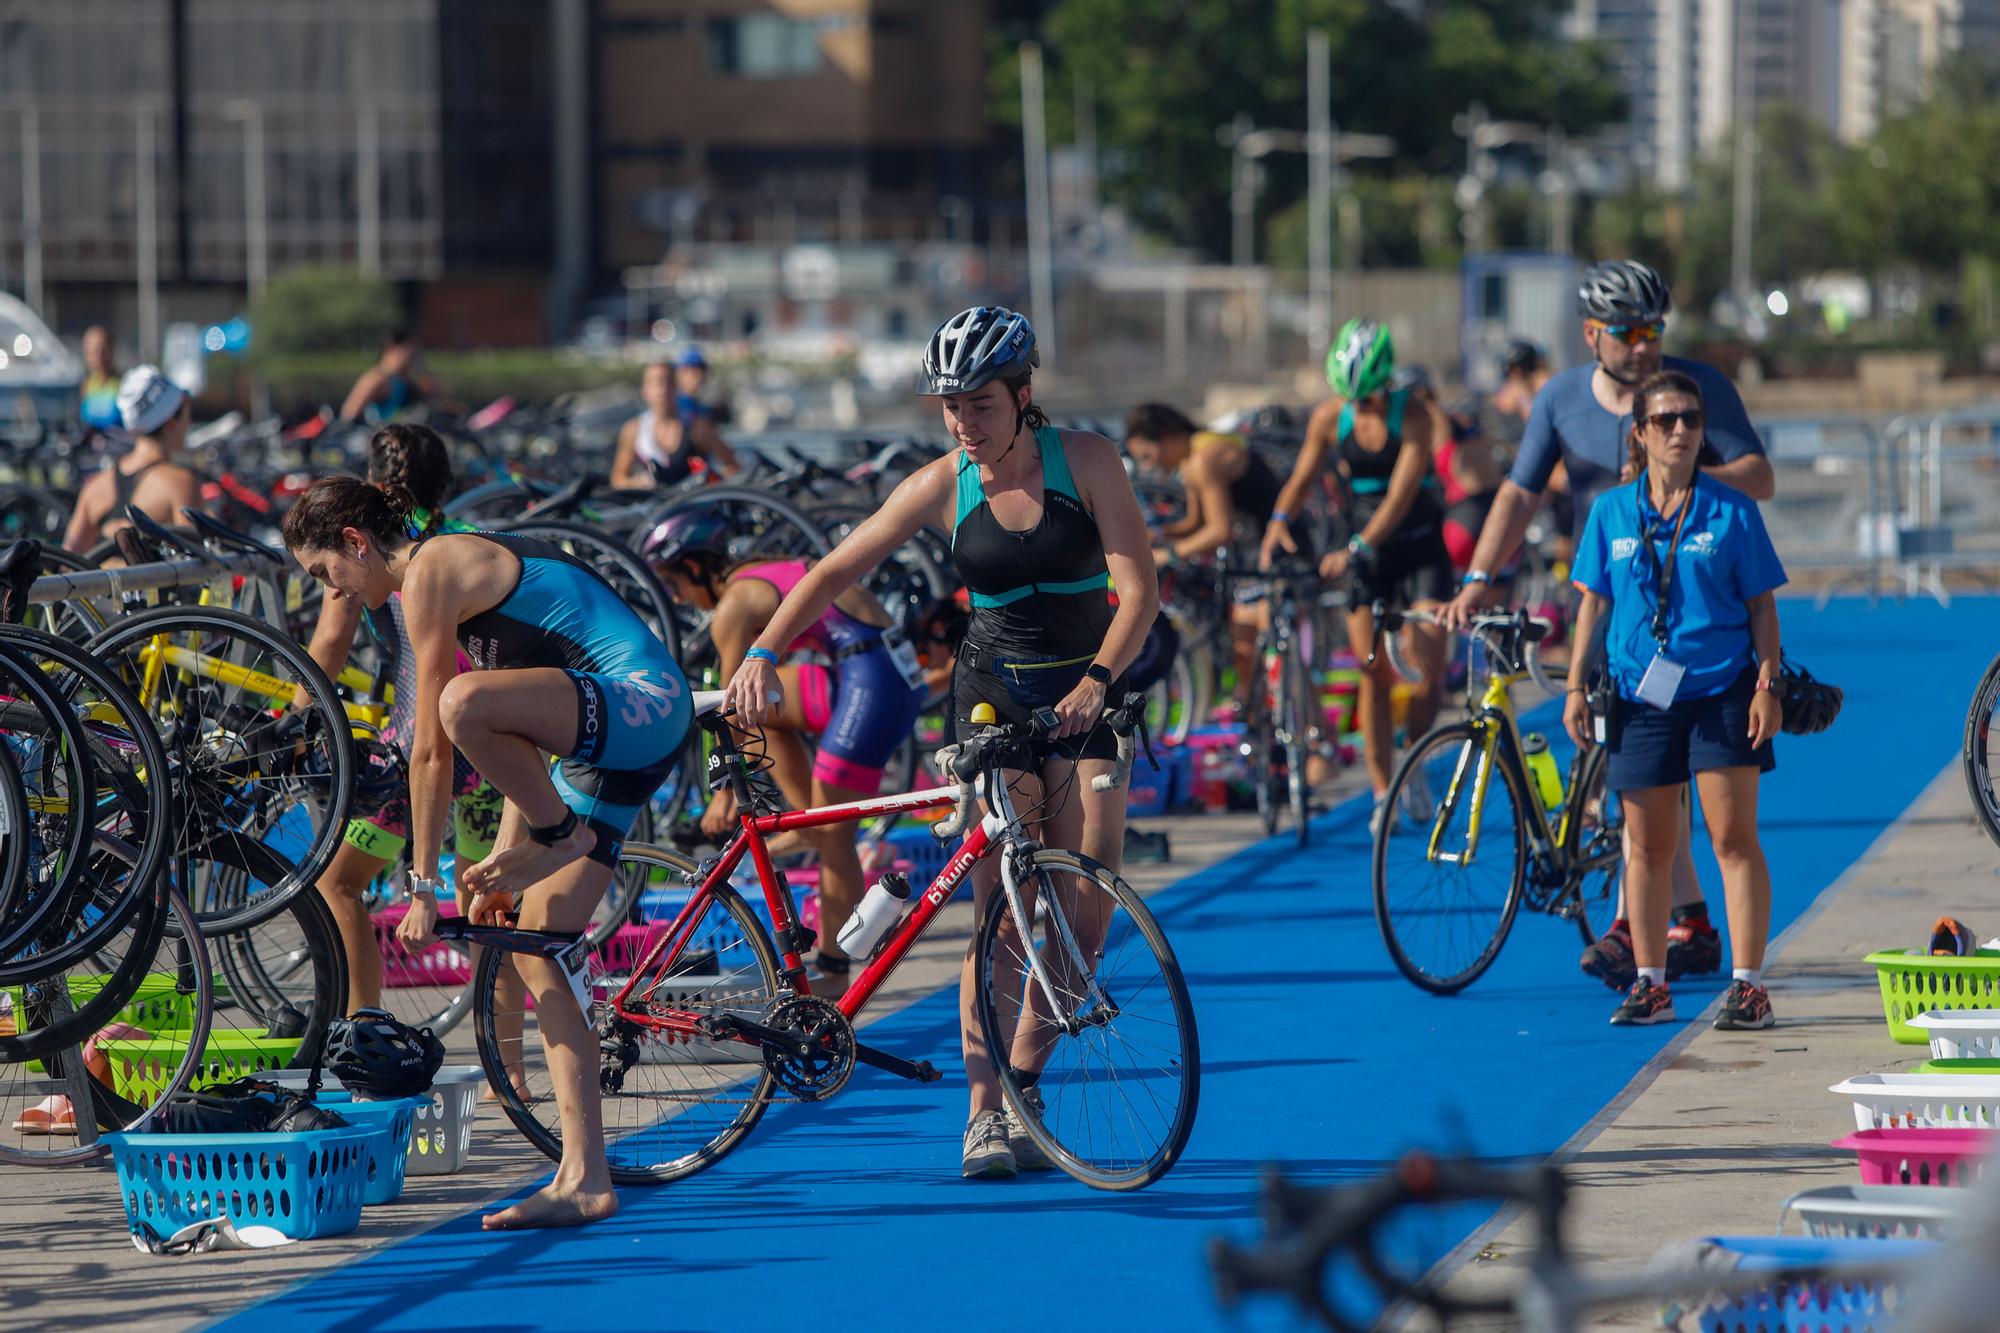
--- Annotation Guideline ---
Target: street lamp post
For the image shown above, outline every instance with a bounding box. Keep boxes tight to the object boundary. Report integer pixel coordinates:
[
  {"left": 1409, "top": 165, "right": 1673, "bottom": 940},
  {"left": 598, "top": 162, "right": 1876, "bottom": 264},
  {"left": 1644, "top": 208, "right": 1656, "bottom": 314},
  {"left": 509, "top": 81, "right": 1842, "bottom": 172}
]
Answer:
[{"left": 225, "top": 101, "right": 268, "bottom": 303}]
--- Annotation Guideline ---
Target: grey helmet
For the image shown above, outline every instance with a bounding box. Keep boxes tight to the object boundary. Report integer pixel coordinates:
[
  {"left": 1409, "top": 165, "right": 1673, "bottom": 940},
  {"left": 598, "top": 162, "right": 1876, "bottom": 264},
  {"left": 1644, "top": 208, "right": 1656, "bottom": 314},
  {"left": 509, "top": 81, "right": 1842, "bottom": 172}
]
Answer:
[
  {"left": 1576, "top": 260, "right": 1672, "bottom": 323},
  {"left": 917, "top": 306, "right": 1039, "bottom": 396}
]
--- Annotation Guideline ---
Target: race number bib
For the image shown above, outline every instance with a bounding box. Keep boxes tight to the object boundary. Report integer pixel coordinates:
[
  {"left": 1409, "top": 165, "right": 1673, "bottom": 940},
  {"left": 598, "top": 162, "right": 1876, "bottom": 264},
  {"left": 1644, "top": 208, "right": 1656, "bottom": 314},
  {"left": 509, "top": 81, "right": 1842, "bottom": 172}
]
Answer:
[{"left": 887, "top": 638, "right": 925, "bottom": 692}]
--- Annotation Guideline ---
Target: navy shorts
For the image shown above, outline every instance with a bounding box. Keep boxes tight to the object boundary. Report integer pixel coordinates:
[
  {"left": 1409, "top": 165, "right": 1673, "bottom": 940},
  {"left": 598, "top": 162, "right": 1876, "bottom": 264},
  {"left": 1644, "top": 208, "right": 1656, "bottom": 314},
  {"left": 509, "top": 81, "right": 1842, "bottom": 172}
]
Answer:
[
  {"left": 557, "top": 665, "right": 693, "bottom": 865},
  {"left": 1605, "top": 667, "right": 1776, "bottom": 793},
  {"left": 952, "top": 644, "right": 1124, "bottom": 769}
]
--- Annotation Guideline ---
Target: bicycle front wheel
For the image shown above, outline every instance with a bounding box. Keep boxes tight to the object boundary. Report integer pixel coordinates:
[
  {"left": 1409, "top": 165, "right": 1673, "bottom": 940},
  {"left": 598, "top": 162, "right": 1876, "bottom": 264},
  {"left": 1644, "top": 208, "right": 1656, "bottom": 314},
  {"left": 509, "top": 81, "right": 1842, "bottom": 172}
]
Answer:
[
  {"left": 975, "top": 850, "right": 1199, "bottom": 1191},
  {"left": 1282, "top": 643, "right": 1313, "bottom": 847},
  {"left": 474, "top": 850, "right": 783, "bottom": 1184},
  {"left": 1373, "top": 722, "right": 1527, "bottom": 995}
]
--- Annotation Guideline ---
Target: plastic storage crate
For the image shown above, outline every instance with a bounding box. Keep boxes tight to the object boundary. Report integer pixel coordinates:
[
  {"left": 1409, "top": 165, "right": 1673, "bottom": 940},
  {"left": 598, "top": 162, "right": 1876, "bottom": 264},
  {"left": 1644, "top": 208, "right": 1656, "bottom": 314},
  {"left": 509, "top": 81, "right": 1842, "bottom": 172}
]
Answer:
[
  {"left": 1867, "top": 949, "right": 2000, "bottom": 1044},
  {"left": 1832, "top": 1128, "right": 1994, "bottom": 1186},
  {"left": 106, "top": 1123, "right": 380, "bottom": 1242},
  {"left": 370, "top": 902, "right": 474, "bottom": 989},
  {"left": 1781, "top": 1184, "right": 1966, "bottom": 1238},
  {"left": 1828, "top": 1072, "right": 2000, "bottom": 1129},
  {"left": 97, "top": 1030, "right": 304, "bottom": 1103},
  {"left": 1688, "top": 1235, "right": 1930, "bottom": 1333},
  {"left": 884, "top": 824, "right": 955, "bottom": 889},
  {"left": 1909, "top": 1009, "right": 2000, "bottom": 1060}
]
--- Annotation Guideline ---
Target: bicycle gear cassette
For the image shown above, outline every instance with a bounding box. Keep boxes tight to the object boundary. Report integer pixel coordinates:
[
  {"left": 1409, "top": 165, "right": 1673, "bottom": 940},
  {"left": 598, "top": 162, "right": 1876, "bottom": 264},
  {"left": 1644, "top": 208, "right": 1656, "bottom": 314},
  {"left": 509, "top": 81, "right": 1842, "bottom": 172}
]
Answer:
[{"left": 761, "top": 993, "right": 856, "bottom": 1102}]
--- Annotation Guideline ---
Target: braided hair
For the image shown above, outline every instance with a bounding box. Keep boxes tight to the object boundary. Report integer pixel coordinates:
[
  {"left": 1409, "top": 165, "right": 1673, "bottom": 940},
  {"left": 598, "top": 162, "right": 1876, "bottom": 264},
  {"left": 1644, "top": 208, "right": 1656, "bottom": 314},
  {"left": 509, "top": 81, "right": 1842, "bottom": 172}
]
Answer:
[
  {"left": 282, "top": 475, "right": 417, "bottom": 554},
  {"left": 367, "top": 423, "right": 453, "bottom": 537}
]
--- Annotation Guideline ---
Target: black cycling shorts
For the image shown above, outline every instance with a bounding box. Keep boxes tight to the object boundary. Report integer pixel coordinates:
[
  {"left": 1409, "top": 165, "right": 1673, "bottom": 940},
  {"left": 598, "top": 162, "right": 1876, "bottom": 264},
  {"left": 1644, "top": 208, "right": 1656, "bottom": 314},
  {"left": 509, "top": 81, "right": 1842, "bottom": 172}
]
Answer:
[{"left": 952, "top": 644, "right": 1124, "bottom": 770}]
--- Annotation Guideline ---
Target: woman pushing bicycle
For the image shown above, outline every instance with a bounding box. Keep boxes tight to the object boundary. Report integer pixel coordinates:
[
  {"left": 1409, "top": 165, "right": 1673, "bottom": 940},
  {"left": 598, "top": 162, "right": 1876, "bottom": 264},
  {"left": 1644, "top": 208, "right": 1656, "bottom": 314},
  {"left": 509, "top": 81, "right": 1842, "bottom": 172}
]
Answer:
[
  {"left": 1564, "top": 369, "right": 1785, "bottom": 1031},
  {"left": 284, "top": 474, "right": 692, "bottom": 1229},
  {"left": 644, "top": 509, "right": 926, "bottom": 978},
  {"left": 1262, "top": 318, "right": 1453, "bottom": 835},
  {"left": 725, "top": 305, "right": 1159, "bottom": 1180}
]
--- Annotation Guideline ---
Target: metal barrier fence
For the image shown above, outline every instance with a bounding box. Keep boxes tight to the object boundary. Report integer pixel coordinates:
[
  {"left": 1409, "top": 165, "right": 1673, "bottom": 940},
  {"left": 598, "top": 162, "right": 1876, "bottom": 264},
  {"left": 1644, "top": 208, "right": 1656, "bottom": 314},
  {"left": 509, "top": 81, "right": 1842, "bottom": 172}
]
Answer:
[{"left": 1761, "top": 407, "right": 2000, "bottom": 607}]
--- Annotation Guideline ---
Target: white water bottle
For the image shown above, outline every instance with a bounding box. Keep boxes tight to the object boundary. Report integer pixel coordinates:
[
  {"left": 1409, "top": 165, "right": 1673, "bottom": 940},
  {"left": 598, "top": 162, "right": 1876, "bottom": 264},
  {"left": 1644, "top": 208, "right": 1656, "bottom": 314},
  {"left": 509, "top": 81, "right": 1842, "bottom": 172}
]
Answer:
[{"left": 836, "top": 872, "right": 911, "bottom": 960}]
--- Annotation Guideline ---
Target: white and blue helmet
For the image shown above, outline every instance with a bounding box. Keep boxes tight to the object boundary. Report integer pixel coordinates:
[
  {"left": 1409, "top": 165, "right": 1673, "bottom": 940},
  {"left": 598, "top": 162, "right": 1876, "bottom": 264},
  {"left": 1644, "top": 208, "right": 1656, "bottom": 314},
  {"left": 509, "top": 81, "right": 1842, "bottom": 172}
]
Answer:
[{"left": 917, "top": 306, "right": 1039, "bottom": 396}]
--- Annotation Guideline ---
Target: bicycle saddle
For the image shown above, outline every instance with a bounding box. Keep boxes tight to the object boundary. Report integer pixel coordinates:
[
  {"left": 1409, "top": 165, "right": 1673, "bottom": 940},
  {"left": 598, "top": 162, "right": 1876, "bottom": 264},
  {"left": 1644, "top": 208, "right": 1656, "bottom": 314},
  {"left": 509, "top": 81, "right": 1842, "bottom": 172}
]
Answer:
[{"left": 180, "top": 507, "right": 286, "bottom": 564}]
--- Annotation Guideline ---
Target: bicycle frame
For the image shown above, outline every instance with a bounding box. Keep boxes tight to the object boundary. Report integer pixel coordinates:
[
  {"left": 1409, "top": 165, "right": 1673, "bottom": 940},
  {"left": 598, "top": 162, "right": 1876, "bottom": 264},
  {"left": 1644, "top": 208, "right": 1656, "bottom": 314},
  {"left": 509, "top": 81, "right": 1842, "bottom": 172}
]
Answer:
[
  {"left": 1425, "top": 668, "right": 1600, "bottom": 874},
  {"left": 136, "top": 637, "right": 389, "bottom": 730},
  {"left": 611, "top": 724, "right": 1093, "bottom": 1054}
]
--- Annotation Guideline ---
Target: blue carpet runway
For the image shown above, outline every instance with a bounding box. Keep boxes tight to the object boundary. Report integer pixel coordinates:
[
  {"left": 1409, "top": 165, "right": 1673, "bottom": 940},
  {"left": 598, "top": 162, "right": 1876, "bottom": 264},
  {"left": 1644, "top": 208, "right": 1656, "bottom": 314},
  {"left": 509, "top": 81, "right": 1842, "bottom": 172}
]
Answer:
[{"left": 214, "top": 598, "right": 2000, "bottom": 1332}]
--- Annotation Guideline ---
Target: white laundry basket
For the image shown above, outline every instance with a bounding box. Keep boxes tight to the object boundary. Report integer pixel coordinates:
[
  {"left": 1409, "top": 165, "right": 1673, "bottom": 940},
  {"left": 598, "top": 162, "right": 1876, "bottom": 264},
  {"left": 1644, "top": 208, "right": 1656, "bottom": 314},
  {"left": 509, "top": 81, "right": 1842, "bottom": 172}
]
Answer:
[
  {"left": 1910, "top": 1010, "right": 2000, "bottom": 1061},
  {"left": 1828, "top": 1072, "right": 2000, "bottom": 1130},
  {"left": 1781, "top": 1184, "right": 1968, "bottom": 1239}
]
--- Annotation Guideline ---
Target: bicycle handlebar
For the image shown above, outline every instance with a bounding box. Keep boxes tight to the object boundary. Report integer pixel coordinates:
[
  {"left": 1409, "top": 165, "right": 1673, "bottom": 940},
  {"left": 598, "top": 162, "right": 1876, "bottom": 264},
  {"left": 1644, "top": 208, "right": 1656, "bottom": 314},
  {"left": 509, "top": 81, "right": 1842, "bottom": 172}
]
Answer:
[
  {"left": 1370, "top": 603, "right": 1560, "bottom": 697},
  {"left": 932, "top": 692, "right": 1149, "bottom": 840}
]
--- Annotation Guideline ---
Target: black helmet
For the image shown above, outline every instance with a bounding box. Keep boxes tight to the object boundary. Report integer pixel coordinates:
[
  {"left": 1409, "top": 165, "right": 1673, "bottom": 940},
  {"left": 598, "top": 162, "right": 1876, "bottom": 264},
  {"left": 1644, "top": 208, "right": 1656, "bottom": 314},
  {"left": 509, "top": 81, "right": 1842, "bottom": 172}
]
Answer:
[
  {"left": 1577, "top": 261, "right": 1672, "bottom": 323},
  {"left": 1499, "top": 338, "right": 1547, "bottom": 377},
  {"left": 325, "top": 1007, "right": 445, "bottom": 1097},
  {"left": 1778, "top": 661, "right": 1843, "bottom": 736},
  {"left": 917, "top": 306, "right": 1038, "bottom": 396},
  {"left": 1389, "top": 365, "right": 1432, "bottom": 395}
]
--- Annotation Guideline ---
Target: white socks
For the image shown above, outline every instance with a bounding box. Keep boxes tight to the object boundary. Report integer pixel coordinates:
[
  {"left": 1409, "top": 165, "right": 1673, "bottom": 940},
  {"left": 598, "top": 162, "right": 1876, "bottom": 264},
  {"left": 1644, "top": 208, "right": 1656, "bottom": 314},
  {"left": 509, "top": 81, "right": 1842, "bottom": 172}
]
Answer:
[
  {"left": 1733, "top": 967, "right": 1762, "bottom": 988},
  {"left": 1640, "top": 967, "right": 1666, "bottom": 987}
]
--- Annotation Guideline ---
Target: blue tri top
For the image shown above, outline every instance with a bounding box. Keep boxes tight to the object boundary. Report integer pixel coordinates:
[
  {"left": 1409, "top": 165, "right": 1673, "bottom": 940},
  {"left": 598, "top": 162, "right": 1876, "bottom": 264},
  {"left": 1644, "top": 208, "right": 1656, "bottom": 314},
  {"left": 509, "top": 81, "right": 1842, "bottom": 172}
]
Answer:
[
  {"left": 951, "top": 425, "right": 1113, "bottom": 661},
  {"left": 454, "top": 531, "right": 672, "bottom": 679},
  {"left": 1570, "top": 473, "right": 1788, "bottom": 703},
  {"left": 1510, "top": 356, "right": 1764, "bottom": 522}
]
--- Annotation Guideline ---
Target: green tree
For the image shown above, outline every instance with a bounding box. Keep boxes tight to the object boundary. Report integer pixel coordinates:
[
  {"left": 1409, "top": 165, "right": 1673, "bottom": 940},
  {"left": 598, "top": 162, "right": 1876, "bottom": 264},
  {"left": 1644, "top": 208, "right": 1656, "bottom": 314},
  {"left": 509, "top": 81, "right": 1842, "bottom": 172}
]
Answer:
[
  {"left": 992, "top": 0, "right": 1623, "bottom": 259},
  {"left": 247, "top": 266, "right": 401, "bottom": 362}
]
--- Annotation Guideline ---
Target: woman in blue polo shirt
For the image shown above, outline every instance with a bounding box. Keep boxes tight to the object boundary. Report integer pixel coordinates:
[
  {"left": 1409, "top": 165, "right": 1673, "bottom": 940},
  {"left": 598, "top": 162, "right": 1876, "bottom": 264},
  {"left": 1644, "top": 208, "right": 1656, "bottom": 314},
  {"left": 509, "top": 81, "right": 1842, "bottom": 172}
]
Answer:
[{"left": 1564, "top": 369, "right": 1786, "bottom": 1032}]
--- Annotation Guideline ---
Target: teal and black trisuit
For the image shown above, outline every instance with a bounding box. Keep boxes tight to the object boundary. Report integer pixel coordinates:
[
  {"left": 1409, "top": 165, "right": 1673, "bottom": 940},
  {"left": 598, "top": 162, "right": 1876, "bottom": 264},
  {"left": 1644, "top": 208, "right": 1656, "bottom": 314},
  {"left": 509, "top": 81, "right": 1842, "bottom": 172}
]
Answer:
[
  {"left": 950, "top": 426, "right": 1123, "bottom": 764},
  {"left": 1337, "top": 388, "right": 1457, "bottom": 611}
]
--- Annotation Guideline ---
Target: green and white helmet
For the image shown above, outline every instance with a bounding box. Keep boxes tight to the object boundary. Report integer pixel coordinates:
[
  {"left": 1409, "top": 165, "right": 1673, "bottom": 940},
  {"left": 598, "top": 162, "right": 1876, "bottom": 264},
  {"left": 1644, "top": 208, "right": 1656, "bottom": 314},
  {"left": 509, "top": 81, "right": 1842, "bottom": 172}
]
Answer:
[{"left": 1326, "top": 318, "right": 1395, "bottom": 399}]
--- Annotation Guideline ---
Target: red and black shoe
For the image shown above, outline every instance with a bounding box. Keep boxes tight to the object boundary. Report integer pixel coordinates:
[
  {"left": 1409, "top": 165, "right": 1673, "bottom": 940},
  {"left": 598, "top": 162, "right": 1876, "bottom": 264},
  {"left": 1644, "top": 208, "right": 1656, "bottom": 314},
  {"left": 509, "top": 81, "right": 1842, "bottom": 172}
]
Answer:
[
  {"left": 1580, "top": 919, "right": 1636, "bottom": 991},
  {"left": 1609, "top": 976, "right": 1676, "bottom": 1026},
  {"left": 1712, "top": 980, "right": 1775, "bottom": 1030},
  {"left": 1666, "top": 916, "right": 1723, "bottom": 980}
]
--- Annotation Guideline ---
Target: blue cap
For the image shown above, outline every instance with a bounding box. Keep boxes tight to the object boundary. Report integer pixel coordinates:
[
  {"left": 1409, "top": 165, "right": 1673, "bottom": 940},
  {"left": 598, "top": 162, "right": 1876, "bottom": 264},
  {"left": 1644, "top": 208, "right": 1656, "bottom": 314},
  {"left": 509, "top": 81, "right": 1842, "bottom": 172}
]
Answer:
[{"left": 675, "top": 346, "right": 709, "bottom": 370}]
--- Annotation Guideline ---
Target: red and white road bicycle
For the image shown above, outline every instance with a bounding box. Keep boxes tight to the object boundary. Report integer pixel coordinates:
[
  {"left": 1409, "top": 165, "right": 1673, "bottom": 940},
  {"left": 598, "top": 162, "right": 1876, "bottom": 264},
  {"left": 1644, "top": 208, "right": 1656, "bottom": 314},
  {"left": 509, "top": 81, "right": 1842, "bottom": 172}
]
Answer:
[{"left": 458, "top": 690, "right": 1199, "bottom": 1192}]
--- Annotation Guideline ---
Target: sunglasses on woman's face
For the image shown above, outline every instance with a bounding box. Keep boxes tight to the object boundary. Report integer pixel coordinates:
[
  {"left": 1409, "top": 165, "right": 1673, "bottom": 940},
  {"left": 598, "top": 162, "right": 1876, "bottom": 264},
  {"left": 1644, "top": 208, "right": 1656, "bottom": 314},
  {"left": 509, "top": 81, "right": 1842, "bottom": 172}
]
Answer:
[
  {"left": 1594, "top": 320, "right": 1666, "bottom": 346},
  {"left": 1642, "top": 409, "right": 1703, "bottom": 432}
]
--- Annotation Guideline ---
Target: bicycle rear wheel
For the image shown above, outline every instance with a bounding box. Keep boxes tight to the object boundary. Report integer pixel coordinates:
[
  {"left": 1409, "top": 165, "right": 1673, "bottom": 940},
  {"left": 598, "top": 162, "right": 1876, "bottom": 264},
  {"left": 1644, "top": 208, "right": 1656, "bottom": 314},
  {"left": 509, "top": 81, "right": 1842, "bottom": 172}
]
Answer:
[
  {"left": 1964, "top": 649, "right": 2000, "bottom": 851},
  {"left": 473, "top": 849, "right": 783, "bottom": 1184},
  {"left": 975, "top": 850, "right": 1199, "bottom": 1191},
  {"left": 1556, "top": 744, "right": 1624, "bottom": 947},
  {"left": 1372, "top": 721, "right": 1526, "bottom": 994}
]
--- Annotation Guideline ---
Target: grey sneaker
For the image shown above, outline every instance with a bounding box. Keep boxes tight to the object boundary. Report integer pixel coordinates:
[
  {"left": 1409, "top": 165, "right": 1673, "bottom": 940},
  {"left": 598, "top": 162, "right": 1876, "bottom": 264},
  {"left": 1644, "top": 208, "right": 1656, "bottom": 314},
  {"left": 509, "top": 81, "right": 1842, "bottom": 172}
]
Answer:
[
  {"left": 1399, "top": 766, "right": 1435, "bottom": 824},
  {"left": 961, "top": 1109, "right": 1017, "bottom": 1179},
  {"left": 1003, "top": 1088, "right": 1056, "bottom": 1172}
]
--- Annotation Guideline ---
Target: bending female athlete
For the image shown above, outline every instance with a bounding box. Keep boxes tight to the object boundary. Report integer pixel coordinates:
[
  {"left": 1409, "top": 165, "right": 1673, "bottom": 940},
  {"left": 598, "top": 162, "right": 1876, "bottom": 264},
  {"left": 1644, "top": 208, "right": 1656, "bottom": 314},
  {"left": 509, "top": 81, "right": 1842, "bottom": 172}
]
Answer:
[
  {"left": 284, "top": 476, "right": 691, "bottom": 1230},
  {"left": 300, "top": 424, "right": 501, "bottom": 1016}
]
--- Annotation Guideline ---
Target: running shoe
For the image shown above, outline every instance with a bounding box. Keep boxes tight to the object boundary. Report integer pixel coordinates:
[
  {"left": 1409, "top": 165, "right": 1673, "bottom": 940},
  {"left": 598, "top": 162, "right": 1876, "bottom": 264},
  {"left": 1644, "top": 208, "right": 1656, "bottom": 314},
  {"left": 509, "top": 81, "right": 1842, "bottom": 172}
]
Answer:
[
  {"left": 1580, "top": 920, "right": 1637, "bottom": 991},
  {"left": 1399, "top": 765, "right": 1435, "bottom": 825},
  {"left": 1368, "top": 799, "right": 1395, "bottom": 841},
  {"left": 1608, "top": 977, "right": 1675, "bottom": 1026},
  {"left": 1666, "top": 917, "right": 1723, "bottom": 980},
  {"left": 1003, "top": 1089, "right": 1056, "bottom": 1172},
  {"left": 961, "top": 1110, "right": 1017, "bottom": 1180},
  {"left": 1712, "top": 980, "right": 1775, "bottom": 1030}
]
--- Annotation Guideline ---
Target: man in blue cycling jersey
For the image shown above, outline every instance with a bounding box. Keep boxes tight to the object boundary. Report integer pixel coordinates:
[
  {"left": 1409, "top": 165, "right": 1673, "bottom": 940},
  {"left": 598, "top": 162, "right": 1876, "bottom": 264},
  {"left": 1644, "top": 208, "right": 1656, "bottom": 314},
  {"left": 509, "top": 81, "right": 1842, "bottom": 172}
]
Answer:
[{"left": 1442, "top": 260, "right": 1775, "bottom": 991}]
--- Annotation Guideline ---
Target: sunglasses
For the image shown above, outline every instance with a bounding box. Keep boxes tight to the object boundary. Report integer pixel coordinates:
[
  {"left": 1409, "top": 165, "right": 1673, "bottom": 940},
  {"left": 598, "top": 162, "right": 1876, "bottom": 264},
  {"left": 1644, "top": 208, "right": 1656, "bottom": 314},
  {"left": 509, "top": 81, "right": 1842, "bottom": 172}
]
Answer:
[
  {"left": 1641, "top": 409, "right": 1703, "bottom": 432},
  {"left": 1593, "top": 320, "right": 1666, "bottom": 346}
]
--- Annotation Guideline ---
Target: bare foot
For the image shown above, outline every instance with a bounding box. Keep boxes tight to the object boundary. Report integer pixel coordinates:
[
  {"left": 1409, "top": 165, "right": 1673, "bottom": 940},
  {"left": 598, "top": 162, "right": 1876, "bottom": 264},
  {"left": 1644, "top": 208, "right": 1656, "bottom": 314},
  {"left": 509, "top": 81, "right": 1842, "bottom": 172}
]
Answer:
[
  {"left": 482, "top": 1179, "right": 619, "bottom": 1230},
  {"left": 462, "top": 821, "right": 597, "bottom": 898}
]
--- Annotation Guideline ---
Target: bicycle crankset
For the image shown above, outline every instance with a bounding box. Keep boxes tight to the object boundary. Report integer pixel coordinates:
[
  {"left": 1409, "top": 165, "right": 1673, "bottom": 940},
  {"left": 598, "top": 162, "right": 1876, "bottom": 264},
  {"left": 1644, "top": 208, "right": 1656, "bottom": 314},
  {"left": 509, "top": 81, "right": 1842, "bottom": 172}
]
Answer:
[{"left": 760, "top": 993, "right": 856, "bottom": 1102}]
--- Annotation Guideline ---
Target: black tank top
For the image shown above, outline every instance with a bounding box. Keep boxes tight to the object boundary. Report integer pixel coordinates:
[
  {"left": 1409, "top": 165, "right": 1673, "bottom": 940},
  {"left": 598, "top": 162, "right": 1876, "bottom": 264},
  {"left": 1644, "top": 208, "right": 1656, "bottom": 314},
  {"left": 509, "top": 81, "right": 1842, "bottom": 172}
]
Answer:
[
  {"left": 1225, "top": 444, "right": 1281, "bottom": 525},
  {"left": 110, "top": 458, "right": 161, "bottom": 514},
  {"left": 1337, "top": 389, "right": 1442, "bottom": 542},
  {"left": 951, "top": 427, "right": 1113, "bottom": 661}
]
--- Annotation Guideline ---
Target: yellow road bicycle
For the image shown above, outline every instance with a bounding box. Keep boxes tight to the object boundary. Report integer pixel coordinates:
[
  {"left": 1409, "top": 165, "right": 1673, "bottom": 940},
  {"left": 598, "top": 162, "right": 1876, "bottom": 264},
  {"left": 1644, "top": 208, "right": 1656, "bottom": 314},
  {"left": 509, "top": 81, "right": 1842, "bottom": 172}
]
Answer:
[{"left": 1368, "top": 608, "right": 1624, "bottom": 994}]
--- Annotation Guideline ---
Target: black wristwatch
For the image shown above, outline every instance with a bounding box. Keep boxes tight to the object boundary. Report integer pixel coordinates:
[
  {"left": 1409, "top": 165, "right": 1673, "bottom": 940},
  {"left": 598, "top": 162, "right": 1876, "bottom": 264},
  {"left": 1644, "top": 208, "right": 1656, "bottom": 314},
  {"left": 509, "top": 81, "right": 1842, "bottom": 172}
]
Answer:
[{"left": 1084, "top": 663, "right": 1113, "bottom": 686}]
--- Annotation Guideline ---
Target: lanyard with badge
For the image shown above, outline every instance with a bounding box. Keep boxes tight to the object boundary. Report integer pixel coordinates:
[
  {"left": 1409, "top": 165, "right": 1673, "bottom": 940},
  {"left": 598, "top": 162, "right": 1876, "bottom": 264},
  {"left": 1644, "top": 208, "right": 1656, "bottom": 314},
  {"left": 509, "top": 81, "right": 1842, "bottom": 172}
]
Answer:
[{"left": 1634, "top": 477, "right": 1695, "bottom": 710}]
